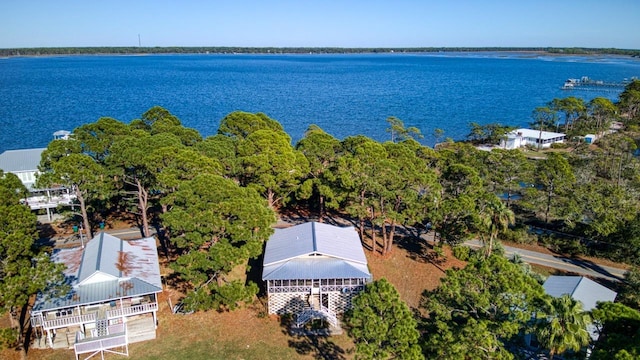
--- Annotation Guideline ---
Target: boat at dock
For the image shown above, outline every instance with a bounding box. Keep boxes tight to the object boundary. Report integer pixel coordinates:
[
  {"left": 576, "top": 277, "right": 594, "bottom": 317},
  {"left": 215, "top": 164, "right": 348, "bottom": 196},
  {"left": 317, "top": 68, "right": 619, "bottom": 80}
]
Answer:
[{"left": 561, "top": 76, "right": 636, "bottom": 91}]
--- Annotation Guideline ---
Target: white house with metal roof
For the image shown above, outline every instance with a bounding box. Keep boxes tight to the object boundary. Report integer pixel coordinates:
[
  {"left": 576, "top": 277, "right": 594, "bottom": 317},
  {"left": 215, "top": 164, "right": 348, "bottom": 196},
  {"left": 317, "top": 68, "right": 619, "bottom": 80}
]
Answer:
[
  {"left": 262, "top": 222, "right": 372, "bottom": 327},
  {"left": 31, "top": 232, "right": 162, "bottom": 357},
  {"left": 500, "top": 128, "right": 566, "bottom": 150},
  {"left": 0, "top": 147, "right": 74, "bottom": 220},
  {"left": 0, "top": 148, "right": 46, "bottom": 190},
  {"left": 543, "top": 276, "right": 617, "bottom": 312}
]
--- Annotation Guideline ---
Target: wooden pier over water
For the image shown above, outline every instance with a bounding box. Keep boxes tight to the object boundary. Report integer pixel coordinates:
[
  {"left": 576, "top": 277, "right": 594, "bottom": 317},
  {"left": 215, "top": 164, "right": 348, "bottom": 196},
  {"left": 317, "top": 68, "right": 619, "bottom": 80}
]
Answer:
[{"left": 561, "top": 76, "right": 636, "bottom": 91}]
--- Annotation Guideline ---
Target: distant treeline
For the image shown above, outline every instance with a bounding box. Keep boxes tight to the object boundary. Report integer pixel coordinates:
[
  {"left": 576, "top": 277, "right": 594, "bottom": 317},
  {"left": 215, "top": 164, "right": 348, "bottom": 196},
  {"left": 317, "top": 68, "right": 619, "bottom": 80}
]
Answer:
[{"left": 1, "top": 46, "right": 639, "bottom": 57}]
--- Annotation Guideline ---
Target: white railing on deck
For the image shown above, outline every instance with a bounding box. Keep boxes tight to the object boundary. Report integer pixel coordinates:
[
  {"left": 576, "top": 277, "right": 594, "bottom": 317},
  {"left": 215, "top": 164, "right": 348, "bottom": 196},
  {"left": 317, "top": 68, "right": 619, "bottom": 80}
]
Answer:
[
  {"left": 43, "top": 313, "right": 96, "bottom": 330},
  {"left": 37, "top": 302, "right": 157, "bottom": 331},
  {"left": 25, "top": 194, "right": 75, "bottom": 210},
  {"left": 74, "top": 332, "right": 127, "bottom": 355},
  {"left": 295, "top": 306, "right": 338, "bottom": 328},
  {"left": 31, "top": 313, "right": 44, "bottom": 327},
  {"left": 107, "top": 302, "right": 157, "bottom": 319},
  {"left": 319, "top": 305, "right": 338, "bottom": 327}
]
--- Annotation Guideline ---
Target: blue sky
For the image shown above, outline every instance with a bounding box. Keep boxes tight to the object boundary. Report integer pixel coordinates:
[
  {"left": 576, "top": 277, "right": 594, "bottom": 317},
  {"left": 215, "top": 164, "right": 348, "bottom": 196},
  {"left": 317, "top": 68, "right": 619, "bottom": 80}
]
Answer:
[{"left": 1, "top": 0, "right": 639, "bottom": 49}]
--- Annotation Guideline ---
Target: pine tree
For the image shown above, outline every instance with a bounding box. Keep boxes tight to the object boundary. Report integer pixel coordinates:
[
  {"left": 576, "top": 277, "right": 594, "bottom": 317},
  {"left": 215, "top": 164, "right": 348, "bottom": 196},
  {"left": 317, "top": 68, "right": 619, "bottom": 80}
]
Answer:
[
  {"left": 346, "top": 278, "right": 423, "bottom": 360},
  {"left": 0, "top": 171, "right": 66, "bottom": 353}
]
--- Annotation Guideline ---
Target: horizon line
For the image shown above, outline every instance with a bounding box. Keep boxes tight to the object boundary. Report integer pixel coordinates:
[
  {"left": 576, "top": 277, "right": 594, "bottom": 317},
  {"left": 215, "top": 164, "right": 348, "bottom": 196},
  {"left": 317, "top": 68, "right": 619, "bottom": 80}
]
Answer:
[{"left": 2, "top": 46, "right": 640, "bottom": 50}]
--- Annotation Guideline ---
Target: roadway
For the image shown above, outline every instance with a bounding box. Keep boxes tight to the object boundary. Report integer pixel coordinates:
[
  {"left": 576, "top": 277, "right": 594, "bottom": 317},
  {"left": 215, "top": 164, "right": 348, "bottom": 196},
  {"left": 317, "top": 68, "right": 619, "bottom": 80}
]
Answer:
[
  {"left": 107, "top": 227, "right": 627, "bottom": 281},
  {"left": 43, "top": 227, "right": 155, "bottom": 248},
  {"left": 465, "top": 240, "right": 627, "bottom": 281},
  {"left": 44, "top": 224, "right": 628, "bottom": 281}
]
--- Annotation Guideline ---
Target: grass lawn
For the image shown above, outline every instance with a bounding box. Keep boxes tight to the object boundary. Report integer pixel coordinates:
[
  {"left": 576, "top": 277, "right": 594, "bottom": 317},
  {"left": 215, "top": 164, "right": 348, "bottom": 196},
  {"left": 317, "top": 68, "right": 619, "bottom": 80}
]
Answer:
[
  {"left": 5, "top": 231, "right": 463, "bottom": 360},
  {"left": 10, "top": 225, "right": 618, "bottom": 360}
]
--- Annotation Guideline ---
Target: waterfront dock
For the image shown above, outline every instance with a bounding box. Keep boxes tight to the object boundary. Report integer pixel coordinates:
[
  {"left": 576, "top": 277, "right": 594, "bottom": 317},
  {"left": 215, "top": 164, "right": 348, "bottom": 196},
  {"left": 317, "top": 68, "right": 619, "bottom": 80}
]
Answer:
[{"left": 561, "top": 76, "right": 635, "bottom": 91}]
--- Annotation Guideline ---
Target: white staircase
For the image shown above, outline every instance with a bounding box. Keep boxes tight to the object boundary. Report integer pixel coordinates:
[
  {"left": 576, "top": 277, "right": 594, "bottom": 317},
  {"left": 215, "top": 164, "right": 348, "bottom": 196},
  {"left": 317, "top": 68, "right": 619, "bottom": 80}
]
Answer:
[{"left": 294, "top": 294, "right": 338, "bottom": 329}]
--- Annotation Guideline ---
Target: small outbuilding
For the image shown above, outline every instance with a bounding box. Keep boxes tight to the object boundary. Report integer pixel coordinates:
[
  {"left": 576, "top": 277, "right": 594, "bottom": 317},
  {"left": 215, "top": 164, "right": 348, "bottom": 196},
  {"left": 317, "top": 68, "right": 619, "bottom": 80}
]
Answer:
[
  {"left": 584, "top": 134, "right": 597, "bottom": 144},
  {"left": 262, "top": 222, "right": 372, "bottom": 327}
]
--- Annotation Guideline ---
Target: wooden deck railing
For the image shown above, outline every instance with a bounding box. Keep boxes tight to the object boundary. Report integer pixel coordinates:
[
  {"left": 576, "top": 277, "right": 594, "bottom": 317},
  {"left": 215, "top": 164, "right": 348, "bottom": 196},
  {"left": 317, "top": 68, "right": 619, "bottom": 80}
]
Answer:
[
  {"left": 268, "top": 285, "right": 312, "bottom": 293},
  {"left": 107, "top": 302, "right": 158, "bottom": 319},
  {"left": 25, "top": 194, "right": 75, "bottom": 210}
]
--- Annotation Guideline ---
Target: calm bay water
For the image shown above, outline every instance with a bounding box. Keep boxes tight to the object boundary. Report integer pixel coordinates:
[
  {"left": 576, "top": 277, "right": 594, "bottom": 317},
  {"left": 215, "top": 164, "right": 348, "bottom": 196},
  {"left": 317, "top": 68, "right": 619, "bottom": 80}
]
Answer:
[{"left": 1, "top": 53, "right": 639, "bottom": 153}]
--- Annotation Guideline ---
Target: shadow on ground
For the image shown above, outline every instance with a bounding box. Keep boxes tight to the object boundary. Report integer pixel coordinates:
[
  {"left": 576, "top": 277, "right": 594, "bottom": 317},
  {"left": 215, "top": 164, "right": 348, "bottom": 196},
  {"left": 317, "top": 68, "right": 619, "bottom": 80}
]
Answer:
[
  {"left": 559, "top": 256, "right": 624, "bottom": 281},
  {"left": 280, "top": 315, "right": 348, "bottom": 360}
]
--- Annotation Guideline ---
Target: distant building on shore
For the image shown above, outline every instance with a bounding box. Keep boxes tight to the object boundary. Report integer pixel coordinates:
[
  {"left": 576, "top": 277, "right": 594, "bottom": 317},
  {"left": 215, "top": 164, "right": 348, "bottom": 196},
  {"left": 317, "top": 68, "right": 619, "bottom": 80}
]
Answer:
[
  {"left": 0, "top": 131, "right": 75, "bottom": 220},
  {"left": 500, "top": 128, "right": 566, "bottom": 150}
]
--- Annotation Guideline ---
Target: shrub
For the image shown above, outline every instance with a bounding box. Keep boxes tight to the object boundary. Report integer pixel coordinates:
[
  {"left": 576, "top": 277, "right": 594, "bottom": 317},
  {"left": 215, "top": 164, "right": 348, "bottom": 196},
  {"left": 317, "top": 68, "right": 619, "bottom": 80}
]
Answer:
[
  {"left": 500, "top": 227, "right": 537, "bottom": 245},
  {"left": 0, "top": 327, "right": 17, "bottom": 350},
  {"left": 451, "top": 245, "right": 471, "bottom": 261},
  {"left": 539, "top": 234, "right": 585, "bottom": 256}
]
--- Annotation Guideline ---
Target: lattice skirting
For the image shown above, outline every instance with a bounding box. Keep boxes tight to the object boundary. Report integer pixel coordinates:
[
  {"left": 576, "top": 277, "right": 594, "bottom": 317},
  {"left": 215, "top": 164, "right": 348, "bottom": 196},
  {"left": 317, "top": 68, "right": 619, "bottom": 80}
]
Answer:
[{"left": 267, "top": 291, "right": 360, "bottom": 315}]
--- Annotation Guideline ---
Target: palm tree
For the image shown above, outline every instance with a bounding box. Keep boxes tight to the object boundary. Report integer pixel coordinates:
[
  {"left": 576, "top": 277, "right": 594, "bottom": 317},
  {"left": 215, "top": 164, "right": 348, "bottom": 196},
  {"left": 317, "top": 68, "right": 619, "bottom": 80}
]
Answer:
[
  {"left": 535, "top": 294, "right": 592, "bottom": 359},
  {"left": 531, "top": 106, "right": 558, "bottom": 150},
  {"left": 478, "top": 194, "right": 515, "bottom": 256}
]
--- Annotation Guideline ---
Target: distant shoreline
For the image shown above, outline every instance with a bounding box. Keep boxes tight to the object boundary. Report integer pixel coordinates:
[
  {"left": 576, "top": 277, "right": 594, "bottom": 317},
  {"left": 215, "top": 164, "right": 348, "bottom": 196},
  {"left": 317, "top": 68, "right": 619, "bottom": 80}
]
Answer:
[
  {"left": 1, "top": 46, "right": 639, "bottom": 58},
  {"left": 3, "top": 52, "right": 640, "bottom": 63}
]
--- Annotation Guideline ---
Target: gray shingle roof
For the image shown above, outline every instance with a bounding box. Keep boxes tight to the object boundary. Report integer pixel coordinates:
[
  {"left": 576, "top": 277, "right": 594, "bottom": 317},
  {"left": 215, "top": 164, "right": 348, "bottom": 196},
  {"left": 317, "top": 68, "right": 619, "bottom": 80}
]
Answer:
[
  {"left": 543, "top": 276, "right": 617, "bottom": 311},
  {"left": 262, "top": 222, "right": 371, "bottom": 281},
  {"left": 33, "top": 232, "right": 162, "bottom": 312},
  {"left": 0, "top": 148, "right": 45, "bottom": 172}
]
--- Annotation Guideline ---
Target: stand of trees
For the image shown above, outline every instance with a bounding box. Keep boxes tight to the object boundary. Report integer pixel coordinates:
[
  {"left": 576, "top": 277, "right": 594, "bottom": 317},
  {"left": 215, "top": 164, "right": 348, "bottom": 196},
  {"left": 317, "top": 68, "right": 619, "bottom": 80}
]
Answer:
[{"left": 2, "top": 79, "right": 640, "bottom": 357}]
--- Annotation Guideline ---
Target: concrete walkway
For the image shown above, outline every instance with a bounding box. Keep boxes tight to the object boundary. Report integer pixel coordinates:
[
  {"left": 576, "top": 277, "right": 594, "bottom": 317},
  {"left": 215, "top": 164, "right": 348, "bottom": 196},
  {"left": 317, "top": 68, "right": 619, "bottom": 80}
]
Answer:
[{"left": 465, "top": 240, "right": 627, "bottom": 281}]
